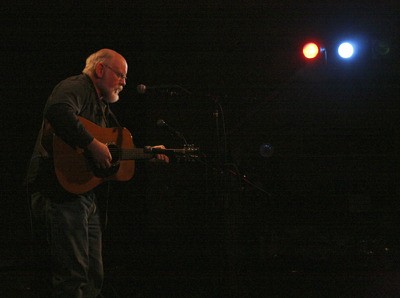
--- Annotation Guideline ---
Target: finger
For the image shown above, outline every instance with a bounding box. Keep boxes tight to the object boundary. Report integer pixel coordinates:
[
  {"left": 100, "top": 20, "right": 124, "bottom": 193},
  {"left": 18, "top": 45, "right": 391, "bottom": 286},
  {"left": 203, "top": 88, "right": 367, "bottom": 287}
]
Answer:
[
  {"left": 106, "top": 158, "right": 113, "bottom": 167},
  {"left": 160, "top": 154, "right": 169, "bottom": 163},
  {"left": 101, "top": 159, "right": 111, "bottom": 168},
  {"left": 153, "top": 145, "right": 165, "bottom": 149}
]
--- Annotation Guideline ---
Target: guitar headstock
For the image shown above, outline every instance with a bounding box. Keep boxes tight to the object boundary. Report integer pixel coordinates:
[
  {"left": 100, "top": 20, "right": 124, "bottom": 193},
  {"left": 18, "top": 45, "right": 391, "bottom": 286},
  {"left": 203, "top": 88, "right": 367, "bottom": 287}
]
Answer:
[
  {"left": 183, "top": 144, "right": 199, "bottom": 153},
  {"left": 178, "top": 144, "right": 200, "bottom": 162}
]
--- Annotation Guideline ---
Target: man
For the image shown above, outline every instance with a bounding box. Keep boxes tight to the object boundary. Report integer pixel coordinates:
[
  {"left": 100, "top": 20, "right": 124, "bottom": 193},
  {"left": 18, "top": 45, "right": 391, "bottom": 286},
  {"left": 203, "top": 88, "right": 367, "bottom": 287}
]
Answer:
[{"left": 27, "top": 49, "right": 168, "bottom": 297}]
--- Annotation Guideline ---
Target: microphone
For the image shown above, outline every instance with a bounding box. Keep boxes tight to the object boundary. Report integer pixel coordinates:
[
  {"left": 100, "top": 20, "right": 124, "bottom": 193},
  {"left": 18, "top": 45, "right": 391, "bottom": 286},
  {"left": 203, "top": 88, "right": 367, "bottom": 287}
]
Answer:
[
  {"left": 137, "top": 84, "right": 192, "bottom": 95},
  {"left": 156, "top": 119, "right": 168, "bottom": 128},
  {"left": 157, "top": 119, "right": 188, "bottom": 144},
  {"left": 136, "top": 84, "right": 147, "bottom": 94},
  {"left": 137, "top": 84, "right": 172, "bottom": 94}
]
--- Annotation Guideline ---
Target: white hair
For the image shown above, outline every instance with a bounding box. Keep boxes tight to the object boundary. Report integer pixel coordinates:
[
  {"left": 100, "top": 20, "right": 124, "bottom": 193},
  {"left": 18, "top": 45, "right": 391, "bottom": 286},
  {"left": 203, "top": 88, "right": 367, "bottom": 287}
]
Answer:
[{"left": 82, "top": 49, "right": 114, "bottom": 75}]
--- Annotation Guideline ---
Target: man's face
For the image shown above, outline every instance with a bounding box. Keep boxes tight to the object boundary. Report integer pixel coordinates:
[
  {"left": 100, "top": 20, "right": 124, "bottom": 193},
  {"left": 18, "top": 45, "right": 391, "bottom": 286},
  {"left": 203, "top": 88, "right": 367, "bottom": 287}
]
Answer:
[{"left": 99, "top": 58, "right": 128, "bottom": 103}]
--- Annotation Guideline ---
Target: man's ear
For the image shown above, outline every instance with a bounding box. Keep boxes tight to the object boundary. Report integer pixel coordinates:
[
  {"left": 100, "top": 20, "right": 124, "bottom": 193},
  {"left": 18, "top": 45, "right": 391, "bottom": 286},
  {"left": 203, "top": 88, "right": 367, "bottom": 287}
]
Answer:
[{"left": 94, "top": 63, "right": 104, "bottom": 78}]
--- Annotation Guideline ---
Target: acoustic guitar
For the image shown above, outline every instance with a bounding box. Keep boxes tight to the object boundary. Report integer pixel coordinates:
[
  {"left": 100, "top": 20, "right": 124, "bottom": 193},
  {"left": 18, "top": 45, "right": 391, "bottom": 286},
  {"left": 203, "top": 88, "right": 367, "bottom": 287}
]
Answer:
[{"left": 53, "top": 116, "right": 197, "bottom": 194}]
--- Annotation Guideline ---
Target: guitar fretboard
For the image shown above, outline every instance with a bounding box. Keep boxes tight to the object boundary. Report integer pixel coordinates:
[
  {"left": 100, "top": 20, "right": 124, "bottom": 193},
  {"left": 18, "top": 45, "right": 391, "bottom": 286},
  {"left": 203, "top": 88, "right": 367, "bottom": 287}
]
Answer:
[{"left": 111, "top": 148, "right": 154, "bottom": 160}]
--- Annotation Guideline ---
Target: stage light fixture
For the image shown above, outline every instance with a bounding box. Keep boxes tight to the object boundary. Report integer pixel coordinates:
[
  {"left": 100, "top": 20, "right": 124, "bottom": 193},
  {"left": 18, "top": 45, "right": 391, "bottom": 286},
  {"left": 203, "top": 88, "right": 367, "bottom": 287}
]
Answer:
[
  {"left": 373, "top": 40, "right": 390, "bottom": 56},
  {"left": 338, "top": 42, "right": 355, "bottom": 59},
  {"left": 302, "top": 42, "right": 320, "bottom": 59}
]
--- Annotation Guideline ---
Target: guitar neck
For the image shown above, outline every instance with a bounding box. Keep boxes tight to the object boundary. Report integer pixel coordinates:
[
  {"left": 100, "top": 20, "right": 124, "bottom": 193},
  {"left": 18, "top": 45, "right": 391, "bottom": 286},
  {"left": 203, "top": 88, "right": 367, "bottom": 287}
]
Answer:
[
  {"left": 118, "top": 147, "right": 198, "bottom": 161},
  {"left": 119, "top": 148, "right": 154, "bottom": 160}
]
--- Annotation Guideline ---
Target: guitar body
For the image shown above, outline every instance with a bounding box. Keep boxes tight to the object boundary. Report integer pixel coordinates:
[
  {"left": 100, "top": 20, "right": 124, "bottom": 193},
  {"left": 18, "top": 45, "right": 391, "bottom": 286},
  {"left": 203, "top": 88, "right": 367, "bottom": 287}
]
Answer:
[{"left": 53, "top": 116, "right": 135, "bottom": 194}]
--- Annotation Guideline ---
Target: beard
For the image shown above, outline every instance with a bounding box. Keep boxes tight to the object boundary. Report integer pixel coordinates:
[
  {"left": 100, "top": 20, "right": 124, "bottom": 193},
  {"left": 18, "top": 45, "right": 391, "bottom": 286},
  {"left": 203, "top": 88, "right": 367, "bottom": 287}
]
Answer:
[{"left": 103, "top": 86, "right": 123, "bottom": 103}]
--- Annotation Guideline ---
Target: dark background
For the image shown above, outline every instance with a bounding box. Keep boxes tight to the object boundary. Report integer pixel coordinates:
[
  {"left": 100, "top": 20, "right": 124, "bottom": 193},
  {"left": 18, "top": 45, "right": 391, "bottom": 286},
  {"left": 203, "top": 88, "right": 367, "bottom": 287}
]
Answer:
[{"left": 1, "top": 1, "right": 399, "bottom": 296}]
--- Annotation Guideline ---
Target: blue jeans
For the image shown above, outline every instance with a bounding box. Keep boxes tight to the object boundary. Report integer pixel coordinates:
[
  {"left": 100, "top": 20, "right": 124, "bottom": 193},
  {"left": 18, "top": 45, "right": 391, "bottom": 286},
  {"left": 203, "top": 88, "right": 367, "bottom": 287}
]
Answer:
[{"left": 35, "top": 190, "right": 104, "bottom": 297}]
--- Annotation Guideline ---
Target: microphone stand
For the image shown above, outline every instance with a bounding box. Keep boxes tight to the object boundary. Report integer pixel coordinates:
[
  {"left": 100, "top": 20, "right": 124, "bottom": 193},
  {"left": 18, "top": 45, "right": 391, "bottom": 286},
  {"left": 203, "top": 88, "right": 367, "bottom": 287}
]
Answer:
[
  {"left": 157, "top": 119, "right": 188, "bottom": 146},
  {"left": 213, "top": 107, "right": 220, "bottom": 165},
  {"left": 212, "top": 98, "right": 240, "bottom": 295},
  {"left": 211, "top": 95, "right": 274, "bottom": 296},
  {"left": 213, "top": 98, "right": 228, "bottom": 166},
  {"left": 156, "top": 91, "right": 271, "bottom": 296}
]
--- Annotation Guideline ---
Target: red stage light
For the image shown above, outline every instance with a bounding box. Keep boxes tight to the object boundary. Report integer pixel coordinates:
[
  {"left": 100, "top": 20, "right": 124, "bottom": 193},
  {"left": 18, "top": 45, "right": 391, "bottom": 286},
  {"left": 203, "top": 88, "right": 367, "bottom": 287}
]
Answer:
[{"left": 302, "top": 42, "right": 320, "bottom": 59}]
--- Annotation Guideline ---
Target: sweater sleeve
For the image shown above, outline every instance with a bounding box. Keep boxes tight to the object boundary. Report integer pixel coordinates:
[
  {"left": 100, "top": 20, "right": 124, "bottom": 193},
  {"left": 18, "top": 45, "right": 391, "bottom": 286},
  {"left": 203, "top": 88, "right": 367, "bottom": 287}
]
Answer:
[
  {"left": 45, "top": 103, "right": 94, "bottom": 149},
  {"left": 43, "top": 75, "right": 97, "bottom": 149}
]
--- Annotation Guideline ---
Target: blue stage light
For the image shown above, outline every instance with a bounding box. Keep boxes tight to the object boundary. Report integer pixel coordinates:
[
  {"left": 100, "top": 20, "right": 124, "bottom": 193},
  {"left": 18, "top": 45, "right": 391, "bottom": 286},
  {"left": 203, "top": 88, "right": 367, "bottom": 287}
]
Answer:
[{"left": 338, "top": 42, "right": 354, "bottom": 59}]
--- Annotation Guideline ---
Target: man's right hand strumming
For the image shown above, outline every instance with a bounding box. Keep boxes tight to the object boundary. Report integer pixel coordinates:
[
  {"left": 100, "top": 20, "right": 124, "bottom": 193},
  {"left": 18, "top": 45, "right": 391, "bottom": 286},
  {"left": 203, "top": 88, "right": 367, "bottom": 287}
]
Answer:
[{"left": 87, "top": 138, "right": 112, "bottom": 169}]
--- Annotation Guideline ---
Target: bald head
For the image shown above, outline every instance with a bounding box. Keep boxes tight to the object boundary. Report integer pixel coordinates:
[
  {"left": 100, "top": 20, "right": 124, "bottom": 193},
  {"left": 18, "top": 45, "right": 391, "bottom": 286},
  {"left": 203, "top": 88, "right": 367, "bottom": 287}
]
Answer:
[
  {"left": 83, "top": 49, "right": 128, "bottom": 103},
  {"left": 83, "top": 49, "right": 126, "bottom": 76}
]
